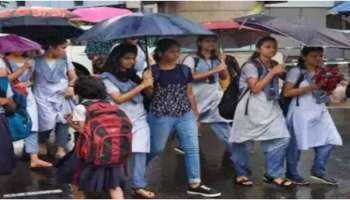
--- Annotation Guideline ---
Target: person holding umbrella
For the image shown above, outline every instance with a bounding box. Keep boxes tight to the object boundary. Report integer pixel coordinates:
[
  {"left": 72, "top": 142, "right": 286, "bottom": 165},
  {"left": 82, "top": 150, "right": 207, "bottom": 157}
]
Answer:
[
  {"left": 4, "top": 51, "right": 53, "bottom": 168},
  {"left": 146, "top": 38, "right": 221, "bottom": 198},
  {"left": 100, "top": 43, "right": 155, "bottom": 198},
  {"left": 283, "top": 46, "right": 343, "bottom": 185},
  {"left": 182, "top": 35, "right": 233, "bottom": 161},
  {"left": 33, "top": 37, "right": 77, "bottom": 159}
]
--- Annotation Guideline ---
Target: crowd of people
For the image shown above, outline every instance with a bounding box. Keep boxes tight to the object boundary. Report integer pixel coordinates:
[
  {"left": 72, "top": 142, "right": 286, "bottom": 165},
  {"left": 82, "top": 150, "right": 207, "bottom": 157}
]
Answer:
[{"left": 0, "top": 34, "right": 344, "bottom": 199}]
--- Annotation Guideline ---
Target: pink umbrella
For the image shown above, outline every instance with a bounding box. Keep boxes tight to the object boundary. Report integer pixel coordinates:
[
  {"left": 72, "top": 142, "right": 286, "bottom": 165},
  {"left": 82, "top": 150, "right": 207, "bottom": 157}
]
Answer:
[
  {"left": 0, "top": 33, "right": 41, "bottom": 53},
  {"left": 72, "top": 7, "right": 133, "bottom": 23}
]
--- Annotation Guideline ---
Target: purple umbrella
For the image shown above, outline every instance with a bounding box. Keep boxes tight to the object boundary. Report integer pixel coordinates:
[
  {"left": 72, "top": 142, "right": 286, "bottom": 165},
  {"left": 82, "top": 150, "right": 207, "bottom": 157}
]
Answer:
[{"left": 0, "top": 33, "right": 41, "bottom": 53}]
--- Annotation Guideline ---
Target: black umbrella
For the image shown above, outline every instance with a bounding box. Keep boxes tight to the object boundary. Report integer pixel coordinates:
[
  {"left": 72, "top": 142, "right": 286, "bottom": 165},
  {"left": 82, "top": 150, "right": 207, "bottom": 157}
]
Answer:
[
  {"left": 235, "top": 14, "right": 350, "bottom": 49},
  {"left": 79, "top": 13, "right": 214, "bottom": 67},
  {"left": 0, "top": 16, "right": 84, "bottom": 42}
]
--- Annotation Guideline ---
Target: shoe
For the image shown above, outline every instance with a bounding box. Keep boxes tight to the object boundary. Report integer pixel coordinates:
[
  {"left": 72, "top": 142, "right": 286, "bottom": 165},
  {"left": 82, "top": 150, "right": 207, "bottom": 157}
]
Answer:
[
  {"left": 287, "top": 176, "right": 310, "bottom": 186},
  {"left": 310, "top": 174, "right": 338, "bottom": 185},
  {"left": 187, "top": 184, "right": 221, "bottom": 198}
]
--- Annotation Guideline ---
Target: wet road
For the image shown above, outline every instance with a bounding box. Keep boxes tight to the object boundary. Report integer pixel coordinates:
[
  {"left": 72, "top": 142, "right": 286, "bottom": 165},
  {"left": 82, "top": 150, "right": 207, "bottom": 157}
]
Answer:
[{"left": 1, "top": 109, "right": 350, "bottom": 199}]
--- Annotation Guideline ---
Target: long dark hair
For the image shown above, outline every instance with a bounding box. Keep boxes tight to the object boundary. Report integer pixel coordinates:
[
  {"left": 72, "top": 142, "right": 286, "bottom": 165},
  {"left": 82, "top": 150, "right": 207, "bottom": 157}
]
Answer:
[
  {"left": 40, "top": 36, "right": 67, "bottom": 51},
  {"left": 196, "top": 35, "right": 219, "bottom": 59},
  {"left": 102, "top": 43, "right": 141, "bottom": 83},
  {"left": 298, "top": 46, "right": 324, "bottom": 69},
  {"left": 153, "top": 38, "right": 180, "bottom": 63},
  {"left": 250, "top": 36, "right": 277, "bottom": 60}
]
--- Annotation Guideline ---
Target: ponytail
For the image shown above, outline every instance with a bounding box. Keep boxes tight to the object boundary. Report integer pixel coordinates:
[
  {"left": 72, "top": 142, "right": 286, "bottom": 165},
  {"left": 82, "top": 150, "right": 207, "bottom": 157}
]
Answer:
[{"left": 249, "top": 51, "right": 260, "bottom": 60}]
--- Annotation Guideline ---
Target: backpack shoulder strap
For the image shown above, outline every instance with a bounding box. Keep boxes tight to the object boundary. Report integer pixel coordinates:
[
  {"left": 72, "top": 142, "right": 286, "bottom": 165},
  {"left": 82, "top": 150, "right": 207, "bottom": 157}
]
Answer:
[
  {"left": 150, "top": 64, "right": 160, "bottom": 81},
  {"left": 241, "top": 60, "right": 264, "bottom": 79},
  {"left": 179, "top": 64, "right": 191, "bottom": 80},
  {"left": 250, "top": 59, "right": 264, "bottom": 79},
  {"left": 295, "top": 69, "right": 305, "bottom": 87},
  {"left": 3, "top": 57, "right": 13, "bottom": 74},
  {"left": 182, "top": 55, "right": 199, "bottom": 71},
  {"left": 193, "top": 57, "right": 200, "bottom": 70}
]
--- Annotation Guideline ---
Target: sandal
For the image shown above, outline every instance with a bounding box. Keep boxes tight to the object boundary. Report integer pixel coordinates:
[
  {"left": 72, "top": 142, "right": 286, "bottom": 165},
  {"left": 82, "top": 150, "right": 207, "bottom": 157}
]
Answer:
[
  {"left": 263, "top": 174, "right": 293, "bottom": 188},
  {"left": 235, "top": 176, "right": 253, "bottom": 187},
  {"left": 131, "top": 188, "right": 155, "bottom": 199}
]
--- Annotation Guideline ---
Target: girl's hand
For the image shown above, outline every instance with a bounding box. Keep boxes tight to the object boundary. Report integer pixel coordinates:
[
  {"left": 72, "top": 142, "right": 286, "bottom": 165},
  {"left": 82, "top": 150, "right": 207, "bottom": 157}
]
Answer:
[
  {"left": 0, "top": 98, "right": 9, "bottom": 106},
  {"left": 142, "top": 77, "right": 154, "bottom": 88},
  {"left": 64, "top": 113, "right": 73, "bottom": 122},
  {"left": 22, "top": 59, "right": 33, "bottom": 69},
  {"left": 307, "top": 83, "right": 320, "bottom": 92},
  {"left": 219, "top": 52, "right": 226, "bottom": 62},
  {"left": 143, "top": 69, "right": 153, "bottom": 80},
  {"left": 25, "top": 80, "right": 33, "bottom": 87},
  {"left": 272, "top": 64, "right": 286, "bottom": 75},
  {"left": 65, "top": 86, "right": 75, "bottom": 97}
]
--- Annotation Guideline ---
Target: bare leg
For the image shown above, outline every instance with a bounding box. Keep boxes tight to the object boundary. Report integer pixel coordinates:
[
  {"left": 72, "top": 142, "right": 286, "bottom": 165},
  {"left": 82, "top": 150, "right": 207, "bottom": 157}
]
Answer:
[
  {"left": 109, "top": 187, "right": 124, "bottom": 199},
  {"left": 30, "top": 154, "right": 53, "bottom": 168}
]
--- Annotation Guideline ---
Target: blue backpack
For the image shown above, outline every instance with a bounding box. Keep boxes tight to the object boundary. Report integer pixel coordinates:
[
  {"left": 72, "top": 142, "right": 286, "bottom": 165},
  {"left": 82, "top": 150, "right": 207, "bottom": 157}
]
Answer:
[{"left": 0, "top": 76, "right": 32, "bottom": 141}]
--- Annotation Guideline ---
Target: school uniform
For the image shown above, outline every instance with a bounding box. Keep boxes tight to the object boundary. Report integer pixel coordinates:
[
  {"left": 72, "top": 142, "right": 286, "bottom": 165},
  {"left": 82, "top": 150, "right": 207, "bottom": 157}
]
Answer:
[
  {"left": 7, "top": 60, "right": 39, "bottom": 154},
  {"left": 229, "top": 59, "right": 290, "bottom": 178},
  {"left": 33, "top": 56, "right": 76, "bottom": 148},
  {"left": 183, "top": 56, "right": 232, "bottom": 150},
  {"left": 101, "top": 72, "right": 151, "bottom": 189},
  {"left": 72, "top": 100, "right": 127, "bottom": 192},
  {"left": 285, "top": 67, "right": 342, "bottom": 179}
]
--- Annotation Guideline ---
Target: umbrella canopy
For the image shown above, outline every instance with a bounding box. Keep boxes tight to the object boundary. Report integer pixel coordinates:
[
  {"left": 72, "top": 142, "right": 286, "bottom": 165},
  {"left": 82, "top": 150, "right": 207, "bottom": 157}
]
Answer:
[
  {"left": 0, "top": 7, "right": 76, "bottom": 18},
  {"left": 328, "top": 2, "right": 350, "bottom": 14},
  {"left": 235, "top": 14, "right": 350, "bottom": 49},
  {"left": 78, "top": 13, "right": 214, "bottom": 42},
  {"left": 71, "top": 7, "right": 133, "bottom": 23},
  {"left": 0, "top": 16, "right": 84, "bottom": 41},
  {"left": 0, "top": 33, "right": 41, "bottom": 53},
  {"left": 178, "top": 20, "right": 267, "bottom": 49},
  {"left": 79, "top": 13, "right": 213, "bottom": 68}
]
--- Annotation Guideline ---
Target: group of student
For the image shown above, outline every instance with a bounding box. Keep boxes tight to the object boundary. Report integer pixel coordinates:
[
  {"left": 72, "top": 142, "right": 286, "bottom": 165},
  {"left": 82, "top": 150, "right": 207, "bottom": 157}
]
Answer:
[{"left": 0, "top": 34, "right": 343, "bottom": 199}]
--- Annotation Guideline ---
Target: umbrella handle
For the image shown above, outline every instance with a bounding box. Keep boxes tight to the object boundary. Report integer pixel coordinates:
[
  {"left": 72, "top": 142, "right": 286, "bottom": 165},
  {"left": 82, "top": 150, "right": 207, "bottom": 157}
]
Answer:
[{"left": 145, "top": 37, "right": 150, "bottom": 69}]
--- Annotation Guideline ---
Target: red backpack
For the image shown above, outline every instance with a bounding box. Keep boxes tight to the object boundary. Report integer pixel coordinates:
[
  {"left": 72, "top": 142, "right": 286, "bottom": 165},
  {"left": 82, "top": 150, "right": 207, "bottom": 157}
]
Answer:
[{"left": 75, "top": 100, "right": 132, "bottom": 167}]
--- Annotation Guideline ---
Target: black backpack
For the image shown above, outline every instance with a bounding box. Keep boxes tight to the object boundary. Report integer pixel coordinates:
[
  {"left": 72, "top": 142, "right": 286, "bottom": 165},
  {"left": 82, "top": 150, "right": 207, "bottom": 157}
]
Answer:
[
  {"left": 218, "top": 60, "right": 263, "bottom": 120},
  {"left": 279, "top": 68, "right": 305, "bottom": 116}
]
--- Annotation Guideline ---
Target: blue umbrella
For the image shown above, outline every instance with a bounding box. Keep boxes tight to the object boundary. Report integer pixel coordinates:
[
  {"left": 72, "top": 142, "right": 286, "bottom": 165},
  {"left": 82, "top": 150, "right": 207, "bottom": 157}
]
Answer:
[
  {"left": 329, "top": 2, "right": 350, "bottom": 14},
  {"left": 79, "top": 13, "right": 214, "bottom": 42},
  {"left": 79, "top": 13, "right": 213, "bottom": 67}
]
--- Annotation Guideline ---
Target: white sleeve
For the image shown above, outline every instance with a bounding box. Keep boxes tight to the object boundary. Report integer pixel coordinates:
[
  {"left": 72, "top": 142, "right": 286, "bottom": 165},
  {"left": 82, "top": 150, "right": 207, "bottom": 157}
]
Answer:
[
  {"left": 103, "top": 79, "right": 121, "bottom": 94},
  {"left": 183, "top": 56, "right": 195, "bottom": 70},
  {"left": 72, "top": 105, "right": 87, "bottom": 122},
  {"left": 66, "top": 53, "right": 75, "bottom": 71},
  {"left": 0, "top": 58, "right": 6, "bottom": 69}
]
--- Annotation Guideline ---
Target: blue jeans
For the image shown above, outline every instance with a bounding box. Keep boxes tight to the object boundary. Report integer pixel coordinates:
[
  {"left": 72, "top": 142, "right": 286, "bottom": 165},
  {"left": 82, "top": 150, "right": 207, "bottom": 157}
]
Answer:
[
  {"left": 38, "top": 123, "right": 69, "bottom": 148},
  {"left": 209, "top": 122, "right": 232, "bottom": 151},
  {"left": 131, "top": 153, "right": 148, "bottom": 188},
  {"left": 286, "top": 132, "right": 334, "bottom": 178},
  {"left": 147, "top": 111, "right": 201, "bottom": 184},
  {"left": 25, "top": 132, "right": 39, "bottom": 154},
  {"left": 231, "top": 138, "right": 289, "bottom": 178}
]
